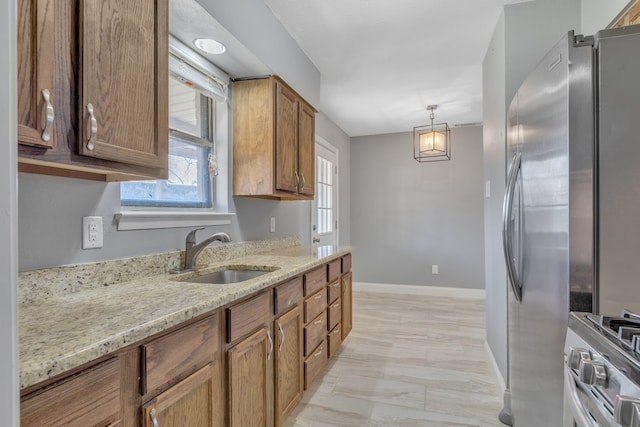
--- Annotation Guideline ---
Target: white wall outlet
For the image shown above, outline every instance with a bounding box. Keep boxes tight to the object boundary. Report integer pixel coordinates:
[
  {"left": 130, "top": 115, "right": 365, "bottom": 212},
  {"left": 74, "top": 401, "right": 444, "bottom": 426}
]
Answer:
[
  {"left": 82, "top": 216, "right": 103, "bottom": 249},
  {"left": 485, "top": 180, "right": 491, "bottom": 198},
  {"left": 270, "top": 217, "right": 276, "bottom": 233},
  {"left": 431, "top": 264, "right": 439, "bottom": 274}
]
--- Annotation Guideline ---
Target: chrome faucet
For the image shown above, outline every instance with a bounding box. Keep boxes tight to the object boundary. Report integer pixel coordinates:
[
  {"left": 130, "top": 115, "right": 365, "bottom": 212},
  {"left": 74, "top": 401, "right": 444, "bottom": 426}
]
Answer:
[{"left": 181, "top": 228, "right": 231, "bottom": 271}]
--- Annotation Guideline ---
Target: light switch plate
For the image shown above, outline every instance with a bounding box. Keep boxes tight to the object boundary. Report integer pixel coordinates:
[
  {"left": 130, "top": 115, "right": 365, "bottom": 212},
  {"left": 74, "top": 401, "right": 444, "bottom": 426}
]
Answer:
[
  {"left": 270, "top": 217, "right": 276, "bottom": 233},
  {"left": 83, "top": 216, "right": 103, "bottom": 249}
]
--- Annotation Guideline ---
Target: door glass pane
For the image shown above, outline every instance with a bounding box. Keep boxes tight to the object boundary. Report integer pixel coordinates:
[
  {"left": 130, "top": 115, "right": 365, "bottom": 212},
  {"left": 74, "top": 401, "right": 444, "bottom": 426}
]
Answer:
[{"left": 317, "top": 156, "right": 334, "bottom": 234}]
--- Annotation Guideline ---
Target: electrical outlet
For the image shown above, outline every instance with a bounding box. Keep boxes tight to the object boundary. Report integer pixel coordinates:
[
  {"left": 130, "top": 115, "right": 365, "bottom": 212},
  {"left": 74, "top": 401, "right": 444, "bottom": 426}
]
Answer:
[
  {"left": 270, "top": 217, "right": 276, "bottom": 233},
  {"left": 431, "top": 265, "right": 439, "bottom": 274},
  {"left": 83, "top": 216, "right": 103, "bottom": 249}
]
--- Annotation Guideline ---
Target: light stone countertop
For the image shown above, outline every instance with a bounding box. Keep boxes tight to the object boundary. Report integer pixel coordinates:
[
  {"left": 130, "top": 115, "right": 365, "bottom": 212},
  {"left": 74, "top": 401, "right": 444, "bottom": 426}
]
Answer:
[{"left": 19, "top": 244, "right": 352, "bottom": 390}]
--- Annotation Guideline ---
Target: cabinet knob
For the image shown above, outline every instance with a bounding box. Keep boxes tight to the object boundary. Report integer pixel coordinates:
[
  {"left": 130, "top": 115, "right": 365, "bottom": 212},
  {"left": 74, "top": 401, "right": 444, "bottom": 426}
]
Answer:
[
  {"left": 568, "top": 347, "right": 591, "bottom": 370},
  {"left": 615, "top": 396, "right": 640, "bottom": 427},
  {"left": 86, "top": 103, "right": 97, "bottom": 151},
  {"left": 579, "top": 359, "right": 607, "bottom": 386}
]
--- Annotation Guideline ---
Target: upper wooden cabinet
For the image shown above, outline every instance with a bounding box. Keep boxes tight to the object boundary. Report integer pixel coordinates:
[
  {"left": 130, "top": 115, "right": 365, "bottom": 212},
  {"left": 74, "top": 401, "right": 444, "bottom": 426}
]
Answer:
[
  {"left": 233, "top": 76, "right": 317, "bottom": 200},
  {"left": 17, "top": 0, "right": 56, "bottom": 149},
  {"left": 78, "top": 0, "right": 168, "bottom": 169},
  {"left": 17, "top": 0, "right": 168, "bottom": 181}
]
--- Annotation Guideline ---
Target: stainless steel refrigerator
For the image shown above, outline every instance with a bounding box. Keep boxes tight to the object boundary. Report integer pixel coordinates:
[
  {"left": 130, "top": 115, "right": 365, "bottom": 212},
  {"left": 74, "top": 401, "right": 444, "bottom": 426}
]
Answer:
[{"left": 502, "top": 25, "right": 640, "bottom": 427}]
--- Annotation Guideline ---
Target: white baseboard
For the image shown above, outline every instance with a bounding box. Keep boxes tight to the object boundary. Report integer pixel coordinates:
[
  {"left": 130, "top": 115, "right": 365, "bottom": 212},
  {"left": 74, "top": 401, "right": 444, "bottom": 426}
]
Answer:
[
  {"left": 484, "top": 340, "right": 506, "bottom": 397},
  {"left": 352, "top": 282, "right": 486, "bottom": 299}
]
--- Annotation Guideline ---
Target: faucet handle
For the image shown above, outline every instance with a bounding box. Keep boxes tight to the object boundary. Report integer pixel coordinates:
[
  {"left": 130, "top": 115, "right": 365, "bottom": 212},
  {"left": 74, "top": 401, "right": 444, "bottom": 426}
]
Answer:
[{"left": 185, "top": 227, "right": 205, "bottom": 250}]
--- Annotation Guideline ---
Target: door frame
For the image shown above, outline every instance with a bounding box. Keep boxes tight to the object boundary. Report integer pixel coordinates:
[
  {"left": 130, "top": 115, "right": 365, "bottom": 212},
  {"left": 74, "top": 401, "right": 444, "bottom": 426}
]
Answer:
[{"left": 311, "top": 136, "right": 339, "bottom": 246}]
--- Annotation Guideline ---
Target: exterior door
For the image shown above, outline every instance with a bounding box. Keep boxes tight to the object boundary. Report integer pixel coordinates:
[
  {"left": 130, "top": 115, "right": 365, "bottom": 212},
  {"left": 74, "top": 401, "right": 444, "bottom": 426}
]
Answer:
[{"left": 312, "top": 140, "right": 338, "bottom": 246}]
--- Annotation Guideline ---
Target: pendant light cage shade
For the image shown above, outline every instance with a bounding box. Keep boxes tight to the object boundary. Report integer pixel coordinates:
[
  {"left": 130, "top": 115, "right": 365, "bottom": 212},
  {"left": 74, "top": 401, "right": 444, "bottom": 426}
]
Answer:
[{"left": 413, "top": 106, "right": 451, "bottom": 162}]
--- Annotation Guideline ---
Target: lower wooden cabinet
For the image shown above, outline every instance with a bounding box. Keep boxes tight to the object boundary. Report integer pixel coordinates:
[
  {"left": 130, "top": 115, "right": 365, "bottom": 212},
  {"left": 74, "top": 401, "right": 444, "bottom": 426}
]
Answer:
[
  {"left": 141, "top": 363, "right": 223, "bottom": 427},
  {"left": 274, "top": 306, "right": 303, "bottom": 426},
  {"left": 341, "top": 270, "right": 353, "bottom": 340},
  {"left": 21, "top": 357, "right": 122, "bottom": 427},
  {"left": 227, "top": 326, "right": 274, "bottom": 427}
]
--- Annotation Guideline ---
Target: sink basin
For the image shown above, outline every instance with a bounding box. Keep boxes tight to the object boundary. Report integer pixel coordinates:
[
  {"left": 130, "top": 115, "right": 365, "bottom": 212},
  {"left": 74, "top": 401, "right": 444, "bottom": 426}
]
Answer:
[{"left": 181, "top": 267, "right": 276, "bottom": 284}]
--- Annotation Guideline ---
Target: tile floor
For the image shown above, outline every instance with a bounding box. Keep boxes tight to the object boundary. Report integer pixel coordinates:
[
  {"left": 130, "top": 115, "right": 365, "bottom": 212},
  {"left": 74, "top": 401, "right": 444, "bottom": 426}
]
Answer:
[{"left": 283, "top": 284, "right": 506, "bottom": 427}]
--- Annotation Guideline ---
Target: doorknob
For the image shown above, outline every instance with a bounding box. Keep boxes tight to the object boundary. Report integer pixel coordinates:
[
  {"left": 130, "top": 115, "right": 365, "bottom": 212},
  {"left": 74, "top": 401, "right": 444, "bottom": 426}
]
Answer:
[{"left": 312, "top": 238, "right": 320, "bottom": 243}]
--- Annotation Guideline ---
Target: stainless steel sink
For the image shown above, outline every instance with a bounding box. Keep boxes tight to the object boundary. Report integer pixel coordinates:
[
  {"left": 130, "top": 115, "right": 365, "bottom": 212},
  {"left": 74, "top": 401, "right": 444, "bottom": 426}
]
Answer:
[{"left": 181, "top": 267, "right": 276, "bottom": 284}]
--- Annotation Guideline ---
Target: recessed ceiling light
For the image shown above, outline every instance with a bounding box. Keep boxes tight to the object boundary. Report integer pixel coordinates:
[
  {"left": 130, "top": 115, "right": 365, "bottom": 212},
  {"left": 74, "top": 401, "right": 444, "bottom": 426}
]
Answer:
[{"left": 193, "top": 38, "right": 226, "bottom": 55}]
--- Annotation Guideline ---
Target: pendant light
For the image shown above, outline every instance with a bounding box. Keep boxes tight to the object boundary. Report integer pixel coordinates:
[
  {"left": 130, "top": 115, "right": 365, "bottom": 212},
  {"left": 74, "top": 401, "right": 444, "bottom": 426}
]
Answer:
[{"left": 413, "top": 105, "right": 451, "bottom": 162}]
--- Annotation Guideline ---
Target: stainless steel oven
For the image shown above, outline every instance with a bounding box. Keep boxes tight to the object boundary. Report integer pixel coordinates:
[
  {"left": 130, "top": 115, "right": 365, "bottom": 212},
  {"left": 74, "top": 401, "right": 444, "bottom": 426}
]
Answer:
[{"left": 564, "top": 312, "right": 640, "bottom": 427}]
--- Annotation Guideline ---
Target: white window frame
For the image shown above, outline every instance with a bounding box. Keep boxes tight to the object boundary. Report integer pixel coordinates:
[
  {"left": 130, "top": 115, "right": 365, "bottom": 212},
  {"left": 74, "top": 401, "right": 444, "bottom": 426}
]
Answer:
[{"left": 115, "top": 35, "right": 234, "bottom": 231}]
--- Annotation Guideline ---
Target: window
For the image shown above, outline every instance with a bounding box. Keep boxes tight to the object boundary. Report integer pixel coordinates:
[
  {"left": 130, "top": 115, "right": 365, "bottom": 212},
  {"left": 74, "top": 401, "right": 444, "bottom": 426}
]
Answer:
[{"left": 120, "top": 36, "right": 228, "bottom": 210}]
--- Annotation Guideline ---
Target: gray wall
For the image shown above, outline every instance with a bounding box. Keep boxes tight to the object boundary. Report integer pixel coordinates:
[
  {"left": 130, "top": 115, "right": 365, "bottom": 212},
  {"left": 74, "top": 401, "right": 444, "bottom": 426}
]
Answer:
[
  {"left": 483, "top": 11, "right": 508, "bottom": 385},
  {"left": 351, "top": 126, "right": 485, "bottom": 289},
  {"left": 482, "top": 0, "right": 624, "bottom": 384},
  {"left": 196, "top": 0, "right": 320, "bottom": 109},
  {"left": 2, "top": 0, "right": 19, "bottom": 424}
]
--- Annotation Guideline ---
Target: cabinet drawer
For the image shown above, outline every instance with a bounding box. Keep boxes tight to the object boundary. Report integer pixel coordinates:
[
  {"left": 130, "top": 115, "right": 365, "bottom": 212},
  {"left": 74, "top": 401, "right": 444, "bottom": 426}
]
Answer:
[
  {"left": 304, "top": 266, "right": 326, "bottom": 296},
  {"left": 227, "top": 291, "right": 271, "bottom": 343},
  {"left": 274, "top": 276, "right": 303, "bottom": 315},
  {"left": 304, "top": 289, "right": 327, "bottom": 323},
  {"left": 328, "top": 324, "right": 342, "bottom": 359},
  {"left": 143, "top": 314, "right": 219, "bottom": 398},
  {"left": 304, "top": 340, "right": 328, "bottom": 389},
  {"left": 342, "top": 253, "right": 352, "bottom": 273},
  {"left": 304, "top": 311, "right": 327, "bottom": 356},
  {"left": 21, "top": 357, "right": 121, "bottom": 427},
  {"left": 328, "top": 259, "right": 341, "bottom": 282},
  {"left": 327, "top": 298, "right": 341, "bottom": 331},
  {"left": 327, "top": 279, "right": 341, "bottom": 303}
]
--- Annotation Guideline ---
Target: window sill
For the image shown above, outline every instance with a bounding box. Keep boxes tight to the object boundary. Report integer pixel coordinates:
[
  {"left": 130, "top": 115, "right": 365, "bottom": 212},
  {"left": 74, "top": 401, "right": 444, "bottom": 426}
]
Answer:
[{"left": 114, "top": 210, "right": 234, "bottom": 231}]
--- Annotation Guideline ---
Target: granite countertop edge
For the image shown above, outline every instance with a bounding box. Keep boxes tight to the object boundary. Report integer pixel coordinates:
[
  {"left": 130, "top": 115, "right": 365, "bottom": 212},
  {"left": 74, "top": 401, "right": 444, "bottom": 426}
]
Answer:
[{"left": 19, "top": 245, "right": 353, "bottom": 391}]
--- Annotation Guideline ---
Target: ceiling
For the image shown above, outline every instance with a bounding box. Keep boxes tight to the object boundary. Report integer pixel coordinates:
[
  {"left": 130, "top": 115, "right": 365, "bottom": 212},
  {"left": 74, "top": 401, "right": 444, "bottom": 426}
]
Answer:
[
  {"left": 171, "top": 0, "right": 532, "bottom": 137},
  {"left": 264, "top": 0, "right": 529, "bottom": 137}
]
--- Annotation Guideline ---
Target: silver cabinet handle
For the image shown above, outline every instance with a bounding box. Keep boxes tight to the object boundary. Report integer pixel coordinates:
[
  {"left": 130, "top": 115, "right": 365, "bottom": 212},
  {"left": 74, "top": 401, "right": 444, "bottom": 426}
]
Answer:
[
  {"left": 267, "top": 329, "right": 273, "bottom": 360},
  {"left": 502, "top": 151, "right": 522, "bottom": 302},
  {"left": 278, "top": 322, "right": 284, "bottom": 352},
  {"left": 314, "top": 346, "right": 323, "bottom": 358},
  {"left": 300, "top": 172, "right": 306, "bottom": 191},
  {"left": 313, "top": 318, "right": 322, "bottom": 325},
  {"left": 86, "top": 103, "right": 97, "bottom": 151},
  {"left": 41, "top": 89, "right": 54, "bottom": 142},
  {"left": 295, "top": 171, "right": 300, "bottom": 189},
  {"left": 150, "top": 408, "right": 160, "bottom": 427},
  {"left": 314, "top": 293, "right": 322, "bottom": 300}
]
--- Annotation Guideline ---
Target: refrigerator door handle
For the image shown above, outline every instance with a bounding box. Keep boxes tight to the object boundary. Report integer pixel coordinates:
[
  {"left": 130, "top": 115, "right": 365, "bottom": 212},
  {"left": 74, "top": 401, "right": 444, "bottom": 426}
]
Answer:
[{"left": 503, "top": 151, "right": 523, "bottom": 302}]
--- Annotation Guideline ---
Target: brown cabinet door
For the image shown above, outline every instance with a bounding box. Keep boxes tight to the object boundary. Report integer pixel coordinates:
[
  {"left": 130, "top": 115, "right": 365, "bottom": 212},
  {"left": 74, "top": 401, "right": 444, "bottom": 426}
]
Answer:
[
  {"left": 142, "top": 363, "right": 223, "bottom": 427},
  {"left": 298, "top": 102, "right": 315, "bottom": 197},
  {"left": 341, "top": 271, "right": 352, "bottom": 339},
  {"left": 17, "top": 0, "right": 56, "bottom": 149},
  {"left": 274, "top": 306, "right": 303, "bottom": 426},
  {"left": 227, "top": 326, "right": 274, "bottom": 427},
  {"left": 275, "top": 81, "right": 299, "bottom": 194},
  {"left": 78, "top": 0, "right": 168, "bottom": 170}
]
